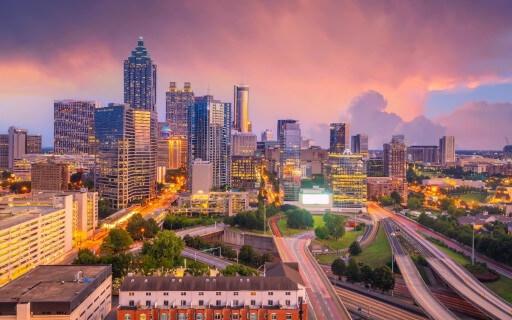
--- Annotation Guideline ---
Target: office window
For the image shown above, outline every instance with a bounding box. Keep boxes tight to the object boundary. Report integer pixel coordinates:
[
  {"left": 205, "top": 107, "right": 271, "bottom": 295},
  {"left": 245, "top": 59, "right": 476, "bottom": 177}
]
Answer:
[
  {"left": 233, "top": 300, "right": 239, "bottom": 306},
  {"left": 286, "top": 300, "right": 291, "bottom": 306},
  {"left": 163, "top": 300, "right": 169, "bottom": 306},
  {"left": 178, "top": 314, "right": 186, "bottom": 320},
  {"left": 268, "top": 300, "right": 273, "bottom": 306},
  {"left": 216, "top": 292, "right": 221, "bottom": 296},
  {"left": 146, "top": 292, "right": 151, "bottom": 296},
  {"left": 196, "top": 315, "right": 203, "bottom": 320},
  {"left": 181, "top": 292, "right": 187, "bottom": 296},
  {"left": 163, "top": 292, "right": 169, "bottom": 296},
  {"left": 286, "top": 314, "right": 292, "bottom": 320},
  {"left": 216, "top": 300, "right": 221, "bottom": 306},
  {"left": 199, "top": 292, "right": 204, "bottom": 296},
  {"left": 129, "top": 300, "right": 135, "bottom": 307},
  {"left": 231, "top": 315, "right": 239, "bottom": 320},
  {"left": 214, "top": 314, "right": 222, "bottom": 320},
  {"left": 124, "top": 315, "right": 132, "bottom": 320},
  {"left": 268, "top": 292, "right": 273, "bottom": 296},
  {"left": 250, "top": 300, "right": 256, "bottom": 306},
  {"left": 285, "top": 292, "right": 291, "bottom": 296},
  {"left": 181, "top": 300, "right": 186, "bottom": 306},
  {"left": 199, "top": 300, "right": 204, "bottom": 306},
  {"left": 233, "top": 292, "right": 239, "bottom": 296},
  {"left": 250, "top": 314, "right": 257, "bottom": 320},
  {"left": 271, "top": 315, "right": 277, "bottom": 320},
  {"left": 129, "top": 292, "right": 134, "bottom": 296},
  {"left": 145, "top": 301, "right": 151, "bottom": 307}
]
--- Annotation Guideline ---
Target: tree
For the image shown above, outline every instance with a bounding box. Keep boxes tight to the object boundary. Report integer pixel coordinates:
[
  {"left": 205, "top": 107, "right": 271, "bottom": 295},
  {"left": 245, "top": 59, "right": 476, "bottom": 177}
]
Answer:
[
  {"left": 286, "top": 208, "right": 313, "bottom": 229},
  {"left": 315, "top": 226, "right": 329, "bottom": 239},
  {"left": 101, "top": 253, "right": 133, "bottom": 278},
  {"left": 379, "top": 195, "right": 394, "bottom": 206},
  {"left": 372, "top": 266, "right": 395, "bottom": 292},
  {"left": 239, "top": 245, "right": 257, "bottom": 264},
  {"left": 349, "top": 241, "right": 362, "bottom": 256},
  {"left": 222, "top": 264, "right": 257, "bottom": 276},
  {"left": 345, "top": 258, "right": 361, "bottom": 282},
  {"left": 142, "top": 230, "right": 185, "bottom": 271},
  {"left": 324, "top": 213, "right": 345, "bottom": 240},
  {"left": 360, "top": 265, "right": 374, "bottom": 286},
  {"left": 390, "top": 191, "right": 402, "bottom": 205},
  {"left": 73, "top": 248, "right": 99, "bottom": 265},
  {"left": 101, "top": 228, "right": 133, "bottom": 255},
  {"left": 407, "top": 196, "right": 422, "bottom": 210},
  {"left": 331, "top": 258, "right": 346, "bottom": 279},
  {"left": 127, "top": 214, "right": 159, "bottom": 240},
  {"left": 186, "top": 260, "right": 209, "bottom": 276}
]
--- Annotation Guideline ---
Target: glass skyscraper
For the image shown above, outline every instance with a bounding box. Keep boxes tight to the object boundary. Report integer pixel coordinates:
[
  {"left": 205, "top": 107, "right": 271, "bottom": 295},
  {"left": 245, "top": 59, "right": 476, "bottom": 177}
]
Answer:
[
  {"left": 166, "top": 82, "right": 194, "bottom": 136},
  {"left": 188, "top": 95, "right": 232, "bottom": 190},
  {"left": 327, "top": 151, "right": 367, "bottom": 209},
  {"left": 124, "top": 37, "right": 157, "bottom": 111},
  {"left": 329, "top": 123, "right": 350, "bottom": 153},
  {"left": 54, "top": 100, "right": 97, "bottom": 155},
  {"left": 278, "top": 120, "right": 301, "bottom": 201},
  {"left": 233, "top": 85, "right": 250, "bottom": 132}
]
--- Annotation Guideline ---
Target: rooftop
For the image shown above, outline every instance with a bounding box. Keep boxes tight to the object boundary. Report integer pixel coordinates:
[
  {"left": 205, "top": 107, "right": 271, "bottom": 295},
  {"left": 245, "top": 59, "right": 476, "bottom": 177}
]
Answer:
[
  {"left": 0, "top": 205, "right": 57, "bottom": 230},
  {"left": 0, "top": 265, "right": 111, "bottom": 315}
]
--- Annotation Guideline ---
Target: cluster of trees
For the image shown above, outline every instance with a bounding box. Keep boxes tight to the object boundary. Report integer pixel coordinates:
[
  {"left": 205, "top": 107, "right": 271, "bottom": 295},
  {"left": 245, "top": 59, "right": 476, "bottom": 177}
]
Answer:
[
  {"left": 379, "top": 191, "right": 402, "bottom": 207},
  {"left": 407, "top": 192, "right": 424, "bottom": 210},
  {"left": 224, "top": 205, "right": 280, "bottom": 231},
  {"left": 238, "top": 245, "right": 273, "bottom": 268},
  {"left": 183, "top": 235, "right": 237, "bottom": 260},
  {"left": 315, "top": 213, "right": 345, "bottom": 240},
  {"left": 331, "top": 258, "right": 395, "bottom": 292},
  {"left": 442, "top": 166, "right": 486, "bottom": 181},
  {"left": 221, "top": 264, "right": 258, "bottom": 276},
  {"left": 163, "top": 215, "right": 215, "bottom": 230},
  {"left": 407, "top": 166, "right": 428, "bottom": 184},
  {"left": 418, "top": 213, "right": 512, "bottom": 267},
  {"left": 349, "top": 241, "right": 362, "bottom": 255},
  {"left": 285, "top": 207, "right": 313, "bottom": 229},
  {"left": 126, "top": 214, "right": 159, "bottom": 240},
  {"left": 139, "top": 230, "right": 185, "bottom": 274}
]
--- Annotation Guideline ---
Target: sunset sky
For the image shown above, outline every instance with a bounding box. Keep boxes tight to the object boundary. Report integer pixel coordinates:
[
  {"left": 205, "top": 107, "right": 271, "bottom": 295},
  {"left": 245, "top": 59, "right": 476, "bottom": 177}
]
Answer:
[{"left": 1, "top": 0, "right": 512, "bottom": 149}]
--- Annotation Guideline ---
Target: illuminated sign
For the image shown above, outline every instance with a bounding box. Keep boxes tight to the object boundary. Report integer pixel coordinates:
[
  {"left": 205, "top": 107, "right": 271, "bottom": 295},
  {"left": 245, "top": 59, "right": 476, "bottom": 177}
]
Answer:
[{"left": 301, "top": 193, "right": 330, "bottom": 205}]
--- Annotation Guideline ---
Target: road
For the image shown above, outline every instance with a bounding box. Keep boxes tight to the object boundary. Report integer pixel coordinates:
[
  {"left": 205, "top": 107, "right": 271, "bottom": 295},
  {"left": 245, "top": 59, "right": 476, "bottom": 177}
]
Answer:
[
  {"left": 271, "top": 217, "right": 352, "bottom": 320},
  {"left": 182, "top": 247, "right": 232, "bottom": 270},
  {"left": 382, "top": 219, "right": 457, "bottom": 320},
  {"left": 174, "top": 223, "right": 225, "bottom": 238},
  {"left": 334, "top": 286, "right": 427, "bottom": 320},
  {"left": 369, "top": 203, "right": 512, "bottom": 320}
]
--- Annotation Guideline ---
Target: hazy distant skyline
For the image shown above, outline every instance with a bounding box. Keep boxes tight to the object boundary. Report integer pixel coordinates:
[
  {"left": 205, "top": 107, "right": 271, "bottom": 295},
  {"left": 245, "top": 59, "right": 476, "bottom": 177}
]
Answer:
[{"left": 1, "top": 0, "right": 512, "bottom": 149}]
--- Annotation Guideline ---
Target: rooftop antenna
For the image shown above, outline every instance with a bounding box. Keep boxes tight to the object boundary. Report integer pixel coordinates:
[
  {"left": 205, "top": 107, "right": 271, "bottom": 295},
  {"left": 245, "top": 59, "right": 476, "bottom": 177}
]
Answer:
[{"left": 505, "top": 136, "right": 510, "bottom": 145}]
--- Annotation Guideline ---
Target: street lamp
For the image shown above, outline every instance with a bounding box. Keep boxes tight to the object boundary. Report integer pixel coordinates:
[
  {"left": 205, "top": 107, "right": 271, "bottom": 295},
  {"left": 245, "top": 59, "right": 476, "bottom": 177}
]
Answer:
[{"left": 471, "top": 223, "right": 475, "bottom": 266}]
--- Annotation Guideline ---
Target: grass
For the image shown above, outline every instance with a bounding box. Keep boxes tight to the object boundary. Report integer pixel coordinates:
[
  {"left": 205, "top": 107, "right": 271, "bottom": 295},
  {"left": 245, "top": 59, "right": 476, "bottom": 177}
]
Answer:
[
  {"left": 316, "top": 254, "right": 338, "bottom": 265},
  {"left": 313, "top": 215, "right": 325, "bottom": 228},
  {"left": 456, "top": 191, "right": 488, "bottom": 203},
  {"left": 277, "top": 218, "right": 309, "bottom": 237},
  {"left": 356, "top": 225, "right": 392, "bottom": 267},
  {"left": 317, "top": 229, "right": 363, "bottom": 250},
  {"left": 429, "top": 239, "right": 512, "bottom": 303}
]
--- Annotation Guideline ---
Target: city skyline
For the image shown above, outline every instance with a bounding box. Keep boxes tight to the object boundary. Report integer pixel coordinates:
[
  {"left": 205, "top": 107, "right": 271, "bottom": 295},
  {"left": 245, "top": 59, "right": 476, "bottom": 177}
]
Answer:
[{"left": 1, "top": 1, "right": 512, "bottom": 149}]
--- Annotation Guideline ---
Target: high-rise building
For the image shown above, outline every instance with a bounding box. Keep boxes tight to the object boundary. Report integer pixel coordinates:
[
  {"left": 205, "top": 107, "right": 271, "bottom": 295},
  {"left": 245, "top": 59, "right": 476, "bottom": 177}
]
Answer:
[
  {"left": 188, "top": 96, "right": 232, "bottom": 189},
  {"left": 31, "top": 160, "right": 70, "bottom": 192},
  {"left": 327, "top": 151, "right": 367, "bottom": 210},
  {"left": 279, "top": 120, "right": 301, "bottom": 201},
  {"left": 95, "top": 103, "right": 156, "bottom": 210},
  {"left": 231, "top": 155, "right": 261, "bottom": 190},
  {"left": 54, "top": 100, "right": 97, "bottom": 155},
  {"left": 233, "top": 84, "right": 250, "bottom": 132},
  {"left": 7, "top": 126, "right": 26, "bottom": 169},
  {"left": 261, "top": 129, "right": 273, "bottom": 142},
  {"left": 191, "top": 159, "right": 213, "bottom": 194},
  {"left": 157, "top": 135, "right": 188, "bottom": 170},
  {"left": 26, "top": 134, "right": 42, "bottom": 154},
  {"left": 407, "top": 145, "right": 439, "bottom": 164},
  {"left": 366, "top": 157, "right": 385, "bottom": 177},
  {"left": 351, "top": 134, "right": 368, "bottom": 158},
  {"left": 504, "top": 145, "right": 512, "bottom": 160},
  {"left": 124, "top": 37, "right": 157, "bottom": 111},
  {"left": 0, "top": 129, "right": 42, "bottom": 170},
  {"left": 232, "top": 132, "right": 257, "bottom": 156},
  {"left": 439, "top": 136, "right": 455, "bottom": 165},
  {"left": 166, "top": 82, "right": 194, "bottom": 136},
  {"left": 330, "top": 123, "right": 350, "bottom": 153},
  {"left": 383, "top": 137, "right": 407, "bottom": 179}
]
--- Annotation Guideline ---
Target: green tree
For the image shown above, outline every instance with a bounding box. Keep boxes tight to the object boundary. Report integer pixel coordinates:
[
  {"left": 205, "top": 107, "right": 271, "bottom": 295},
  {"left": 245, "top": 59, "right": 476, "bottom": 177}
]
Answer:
[
  {"left": 101, "top": 228, "right": 134, "bottom": 255},
  {"left": 407, "top": 196, "right": 422, "bottom": 210},
  {"left": 73, "top": 248, "right": 99, "bottom": 265},
  {"left": 286, "top": 208, "right": 313, "bottom": 229},
  {"left": 379, "top": 195, "right": 394, "bottom": 206},
  {"left": 142, "top": 230, "right": 184, "bottom": 271},
  {"left": 349, "top": 241, "right": 362, "bottom": 256},
  {"left": 345, "top": 258, "right": 361, "bottom": 282},
  {"left": 390, "top": 191, "right": 402, "bottom": 205},
  {"left": 127, "top": 214, "right": 159, "bottom": 240},
  {"left": 323, "top": 213, "right": 345, "bottom": 240},
  {"left": 315, "top": 226, "right": 329, "bottom": 239},
  {"left": 372, "top": 266, "right": 395, "bottom": 292},
  {"left": 360, "top": 264, "right": 374, "bottom": 286},
  {"left": 186, "top": 260, "right": 209, "bottom": 276},
  {"left": 239, "top": 245, "right": 257, "bottom": 264},
  {"left": 331, "top": 258, "right": 346, "bottom": 279},
  {"left": 221, "top": 264, "right": 257, "bottom": 276},
  {"left": 101, "top": 253, "right": 133, "bottom": 278}
]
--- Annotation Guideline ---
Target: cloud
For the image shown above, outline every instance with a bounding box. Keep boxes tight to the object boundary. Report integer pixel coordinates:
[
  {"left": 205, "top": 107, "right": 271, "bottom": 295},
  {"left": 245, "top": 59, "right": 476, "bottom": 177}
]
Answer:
[
  {"left": 345, "top": 91, "right": 445, "bottom": 148},
  {"left": 438, "top": 102, "right": 512, "bottom": 150}
]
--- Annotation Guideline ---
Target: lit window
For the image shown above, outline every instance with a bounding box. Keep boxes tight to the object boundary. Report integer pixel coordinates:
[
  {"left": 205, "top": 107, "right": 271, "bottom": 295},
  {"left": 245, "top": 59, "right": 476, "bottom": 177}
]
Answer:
[
  {"left": 140, "top": 315, "right": 147, "bottom": 320},
  {"left": 124, "top": 315, "right": 132, "bottom": 320}
]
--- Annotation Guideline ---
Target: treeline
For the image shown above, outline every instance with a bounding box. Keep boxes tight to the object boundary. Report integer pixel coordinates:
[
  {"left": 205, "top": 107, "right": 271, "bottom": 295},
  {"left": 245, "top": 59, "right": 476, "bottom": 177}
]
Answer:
[
  {"left": 163, "top": 215, "right": 216, "bottom": 230},
  {"left": 315, "top": 212, "right": 345, "bottom": 240},
  {"left": 418, "top": 213, "right": 512, "bottom": 267},
  {"left": 284, "top": 207, "right": 313, "bottom": 229},
  {"left": 224, "top": 205, "right": 280, "bottom": 231},
  {"left": 331, "top": 258, "right": 394, "bottom": 292}
]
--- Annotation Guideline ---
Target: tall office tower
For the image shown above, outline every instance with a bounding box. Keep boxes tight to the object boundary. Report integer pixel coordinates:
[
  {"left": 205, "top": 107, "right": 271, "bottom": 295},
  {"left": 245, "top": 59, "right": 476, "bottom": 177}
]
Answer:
[
  {"left": 124, "top": 37, "right": 157, "bottom": 111},
  {"left": 191, "top": 159, "right": 213, "bottom": 194},
  {"left": 439, "top": 136, "right": 456, "bottom": 165},
  {"left": 277, "top": 119, "right": 297, "bottom": 145},
  {"left": 231, "top": 155, "right": 261, "bottom": 190},
  {"left": 232, "top": 132, "right": 257, "bottom": 156},
  {"left": 504, "top": 145, "right": 512, "bottom": 160},
  {"left": 279, "top": 120, "right": 301, "bottom": 201},
  {"left": 26, "top": 134, "right": 42, "bottom": 154},
  {"left": 351, "top": 134, "right": 369, "bottom": 158},
  {"left": 261, "top": 129, "right": 273, "bottom": 142},
  {"left": 233, "top": 85, "right": 250, "bottom": 132},
  {"left": 95, "top": 103, "right": 157, "bottom": 210},
  {"left": 157, "top": 135, "right": 187, "bottom": 170},
  {"left": 166, "top": 82, "right": 194, "bottom": 136},
  {"left": 7, "top": 127, "right": 26, "bottom": 169},
  {"left": 392, "top": 134, "right": 405, "bottom": 144},
  {"left": 366, "top": 157, "right": 385, "bottom": 177},
  {"left": 407, "top": 145, "right": 439, "bottom": 164},
  {"left": 0, "top": 135, "right": 7, "bottom": 169},
  {"left": 54, "top": 100, "right": 97, "bottom": 155},
  {"left": 330, "top": 123, "right": 350, "bottom": 153},
  {"left": 383, "top": 137, "right": 407, "bottom": 178},
  {"left": 327, "top": 150, "right": 367, "bottom": 210},
  {"left": 188, "top": 96, "right": 232, "bottom": 189}
]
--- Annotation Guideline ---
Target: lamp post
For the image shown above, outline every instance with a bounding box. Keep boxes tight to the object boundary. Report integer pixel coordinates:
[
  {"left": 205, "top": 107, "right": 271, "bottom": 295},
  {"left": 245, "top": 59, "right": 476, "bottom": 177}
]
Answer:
[{"left": 472, "top": 223, "right": 475, "bottom": 266}]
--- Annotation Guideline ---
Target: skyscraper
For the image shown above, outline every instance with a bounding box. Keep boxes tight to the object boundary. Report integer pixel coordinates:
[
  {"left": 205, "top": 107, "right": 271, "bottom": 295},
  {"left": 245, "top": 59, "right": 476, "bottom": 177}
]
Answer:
[
  {"left": 233, "top": 85, "right": 250, "bottom": 132},
  {"left": 351, "top": 134, "right": 369, "bottom": 158},
  {"left": 95, "top": 103, "right": 157, "bottom": 210},
  {"left": 279, "top": 120, "right": 301, "bottom": 201},
  {"left": 383, "top": 137, "right": 407, "bottom": 178},
  {"left": 327, "top": 150, "right": 367, "bottom": 210},
  {"left": 439, "top": 136, "right": 456, "bottom": 165},
  {"left": 330, "top": 123, "right": 350, "bottom": 153},
  {"left": 407, "top": 145, "right": 439, "bottom": 164},
  {"left": 232, "top": 132, "right": 257, "bottom": 156},
  {"left": 54, "top": 100, "right": 97, "bottom": 155},
  {"left": 123, "top": 37, "right": 157, "bottom": 111},
  {"left": 166, "top": 82, "right": 194, "bottom": 136},
  {"left": 7, "top": 127, "right": 26, "bottom": 169},
  {"left": 261, "top": 129, "right": 273, "bottom": 142},
  {"left": 188, "top": 96, "right": 232, "bottom": 189}
]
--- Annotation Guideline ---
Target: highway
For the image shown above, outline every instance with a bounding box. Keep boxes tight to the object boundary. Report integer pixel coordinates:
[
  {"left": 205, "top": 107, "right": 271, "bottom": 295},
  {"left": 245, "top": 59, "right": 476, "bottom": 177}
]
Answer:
[
  {"left": 182, "top": 247, "right": 232, "bottom": 270},
  {"left": 271, "top": 216, "right": 353, "bottom": 320},
  {"left": 334, "top": 286, "right": 427, "bottom": 320},
  {"left": 369, "top": 203, "right": 512, "bottom": 320},
  {"left": 382, "top": 219, "right": 457, "bottom": 320}
]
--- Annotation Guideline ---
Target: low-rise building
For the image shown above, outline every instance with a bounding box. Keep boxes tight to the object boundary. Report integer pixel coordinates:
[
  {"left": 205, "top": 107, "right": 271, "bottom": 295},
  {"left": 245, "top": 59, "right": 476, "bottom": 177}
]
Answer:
[
  {"left": 117, "top": 263, "right": 307, "bottom": 320},
  {"left": 231, "top": 156, "right": 262, "bottom": 190},
  {"left": 367, "top": 177, "right": 408, "bottom": 202},
  {"left": 175, "top": 191, "right": 249, "bottom": 216},
  {"left": 31, "top": 160, "right": 70, "bottom": 192},
  {"left": 0, "top": 265, "right": 112, "bottom": 320}
]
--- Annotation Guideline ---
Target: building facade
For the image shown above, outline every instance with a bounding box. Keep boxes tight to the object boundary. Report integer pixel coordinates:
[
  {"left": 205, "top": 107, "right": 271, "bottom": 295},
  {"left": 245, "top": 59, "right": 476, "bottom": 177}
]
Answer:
[
  {"left": 383, "top": 137, "right": 407, "bottom": 179},
  {"left": 233, "top": 85, "right": 251, "bottom": 133},
  {"left": 439, "top": 136, "right": 456, "bottom": 165},
  {"left": 367, "top": 177, "right": 408, "bottom": 202},
  {"left": 54, "top": 100, "right": 97, "bottom": 155},
  {"left": 0, "top": 265, "right": 111, "bottom": 320},
  {"left": 231, "top": 156, "right": 262, "bottom": 190},
  {"left": 166, "top": 82, "right": 194, "bottom": 136},
  {"left": 95, "top": 104, "right": 157, "bottom": 210},
  {"left": 124, "top": 37, "right": 157, "bottom": 111},
  {"left": 407, "top": 145, "right": 439, "bottom": 164},
  {"left": 351, "top": 134, "right": 368, "bottom": 158},
  {"left": 279, "top": 121, "right": 301, "bottom": 201},
  {"left": 30, "top": 160, "right": 70, "bottom": 192},
  {"left": 0, "top": 194, "right": 73, "bottom": 286},
  {"left": 191, "top": 160, "right": 213, "bottom": 194},
  {"left": 261, "top": 129, "right": 273, "bottom": 142},
  {"left": 329, "top": 123, "right": 350, "bottom": 153},
  {"left": 188, "top": 96, "right": 232, "bottom": 190},
  {"left": 232, "top": 132, "right": 257, "bottom": 157},
  {"left": 0, "top": 128, "right": 41, "bottom": 170},
  {"left": 327, "top": 151, "right": 367, "bottom": 210}
]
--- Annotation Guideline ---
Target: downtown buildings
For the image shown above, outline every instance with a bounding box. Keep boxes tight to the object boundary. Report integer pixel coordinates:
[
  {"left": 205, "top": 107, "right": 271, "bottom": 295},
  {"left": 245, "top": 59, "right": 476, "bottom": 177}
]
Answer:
[
  {"left": 278, "top": 120, "right": 301, "bottom": 201},
  {"left": 383, "top": 135, "right": 408, "bottom": 201},
  {"left": 329, "top": 123, "right": 350, "bottom": 153},
  {"left": 54, "top": 100, "right": 97, "bottom": 155},
  {"left": 0, "top": 127, "right": 42, "bottom": 170},
  {"left": 439, "top": 135, "right": 456, "bottom": 165},
  {"left": 233, "top": 85, "right": 251, "bottom": 133}
]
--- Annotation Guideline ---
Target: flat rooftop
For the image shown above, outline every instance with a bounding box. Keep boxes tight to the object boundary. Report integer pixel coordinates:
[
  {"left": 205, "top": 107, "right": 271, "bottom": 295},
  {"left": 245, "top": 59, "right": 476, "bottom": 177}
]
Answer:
[
  {"left": 0, "top": 205, "right": 57, "bottom": 230},
  {"left": 0, "top": 265, "right": 111, "bottom": 315}
]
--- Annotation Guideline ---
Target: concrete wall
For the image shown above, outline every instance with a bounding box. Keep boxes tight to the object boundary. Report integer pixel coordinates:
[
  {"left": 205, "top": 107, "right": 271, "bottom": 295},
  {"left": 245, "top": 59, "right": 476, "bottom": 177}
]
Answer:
[{"left": 222, "top": 228, "right": 277, "bottom": 253}]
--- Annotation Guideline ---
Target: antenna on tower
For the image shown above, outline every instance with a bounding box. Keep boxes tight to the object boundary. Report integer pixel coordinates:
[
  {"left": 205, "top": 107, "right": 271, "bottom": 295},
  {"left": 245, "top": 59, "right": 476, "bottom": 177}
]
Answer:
[{"left": 505, "top": 136, "right": 510, "bottom": 145}]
